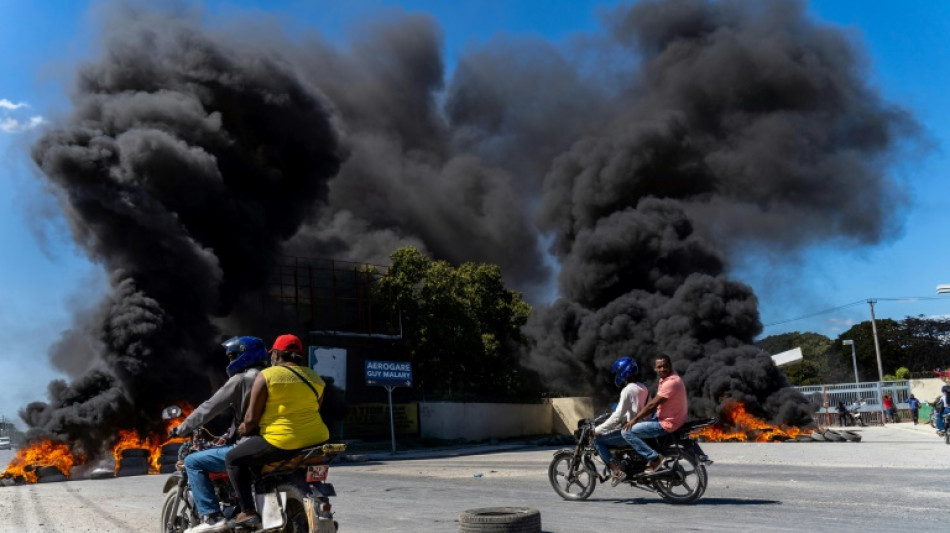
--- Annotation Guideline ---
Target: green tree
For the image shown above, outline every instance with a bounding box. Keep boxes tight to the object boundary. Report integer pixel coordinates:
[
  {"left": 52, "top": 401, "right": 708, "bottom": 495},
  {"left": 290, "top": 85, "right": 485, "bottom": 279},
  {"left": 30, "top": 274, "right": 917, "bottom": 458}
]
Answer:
[{"left": 376, "top": 247, "right": 536, "bottom": 400}]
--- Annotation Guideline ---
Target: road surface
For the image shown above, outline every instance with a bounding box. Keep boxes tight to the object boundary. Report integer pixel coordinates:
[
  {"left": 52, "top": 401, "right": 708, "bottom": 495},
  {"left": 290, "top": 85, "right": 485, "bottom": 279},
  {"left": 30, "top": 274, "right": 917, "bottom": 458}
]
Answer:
[{"left": 0, "top": 423, "right": 945, "bottom": 532}]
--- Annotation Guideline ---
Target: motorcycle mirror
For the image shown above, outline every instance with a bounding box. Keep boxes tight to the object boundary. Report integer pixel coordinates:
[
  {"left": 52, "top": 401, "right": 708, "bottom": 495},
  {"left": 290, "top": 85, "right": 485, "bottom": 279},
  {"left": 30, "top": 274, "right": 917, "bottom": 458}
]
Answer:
[{"left": 161, "top": 405, "right": 182, "bottom": 420}]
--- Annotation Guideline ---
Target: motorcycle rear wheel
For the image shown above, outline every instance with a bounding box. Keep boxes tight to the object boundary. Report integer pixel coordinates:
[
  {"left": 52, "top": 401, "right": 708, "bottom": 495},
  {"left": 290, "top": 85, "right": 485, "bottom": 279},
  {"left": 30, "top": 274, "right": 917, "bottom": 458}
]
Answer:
[
  {"left": 653, "top": 449, "right": 706, "bottom": 505},
  {"left": 276, "top": 483, "right": 319, "bottom": 533},
  {"left": 160, "top": 488, "right": 198, "bottom": 533},
  {"left": 548, "top": 451, "right": 596, "bottom": 501}
]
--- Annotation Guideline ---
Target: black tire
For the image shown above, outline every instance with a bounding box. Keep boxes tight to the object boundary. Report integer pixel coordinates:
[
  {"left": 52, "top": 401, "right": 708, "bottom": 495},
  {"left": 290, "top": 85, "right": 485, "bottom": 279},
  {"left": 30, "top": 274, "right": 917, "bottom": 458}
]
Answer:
[
  {"left": 160, "top": 487, "right": 199, "bottom": 533},
  {"left": 838, "top": 430, "right": 862, "bottom": 442},
  {"left": 653, "top": 449, "right": 707, "bottom": 505},
  {"left": 162, "top": 443, "right": 183, "bottom": 456},
  {"left": 37, "top": 473, "right": 68, "bottom": 483},
  {"left": 810, "top": 431, "right": 827, "bottom": 442},
  {"left": 547, "top": 451, "right": 596, "bottom": 501},
  {"left": 116, "top": 465, "right": 149, "bottom": 477},
  {"left": 159, "top": 463, "right": 178, "bottom": 474},
  {"left": 275, "top": 483, "right": 311, "bottom": 533},
  {"left": 159, "top": 454, "right": 179, "bottom": 465},
  {"left": 458, "top": 507, "right": 541, "bottom": 532},
  {"left": 822, "top": 430, "right": 846, "bottom": 442},
  {"left": 121, "top": 448, "right": 150, "bottom": 458},
  {"left": 119, "top": 456, "right": 150, "bottom": 469},
  {"left": 35, "top": 466, "right": 65, "bottom": 479}
]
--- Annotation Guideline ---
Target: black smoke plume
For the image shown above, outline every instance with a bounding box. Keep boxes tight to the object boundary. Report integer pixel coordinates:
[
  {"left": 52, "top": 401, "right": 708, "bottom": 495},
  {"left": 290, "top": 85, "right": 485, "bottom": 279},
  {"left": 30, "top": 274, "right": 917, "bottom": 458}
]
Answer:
[
  {"left": 524, "top": 0, "right": 913, "bottom": 425},
  {"left": 27, "top": 11, "right": 343, "bottom": 454},
  {"left": 26, "top": 0, "right": 915, "bottom": 449}
]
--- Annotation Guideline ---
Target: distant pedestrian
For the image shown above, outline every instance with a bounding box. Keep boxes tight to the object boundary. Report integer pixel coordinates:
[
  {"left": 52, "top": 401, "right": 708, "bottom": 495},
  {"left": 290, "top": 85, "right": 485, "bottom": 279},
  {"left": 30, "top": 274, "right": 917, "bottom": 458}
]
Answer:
[
  {"left": 882, "top": 394, "right": 898, "bottom": 423},
  {"left": 836, "top": 402, "right": 848, "bottom": 427},
  {"left": 907, "top": 394, "right": 921, "bottom": 425}
]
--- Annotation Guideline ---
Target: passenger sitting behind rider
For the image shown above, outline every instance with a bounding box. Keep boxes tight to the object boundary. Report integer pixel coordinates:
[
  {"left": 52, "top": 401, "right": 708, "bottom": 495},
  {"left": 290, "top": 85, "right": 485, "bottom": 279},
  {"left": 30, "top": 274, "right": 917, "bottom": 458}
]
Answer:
[
  {"left": 225, "top": 334, "right": 330, "bottom": 529},
  {"left": 591, "top": 357, "right": 648, "bottom": 487},
  {"left": 621, "top": 354, "right": 688, "bottom": 473}
]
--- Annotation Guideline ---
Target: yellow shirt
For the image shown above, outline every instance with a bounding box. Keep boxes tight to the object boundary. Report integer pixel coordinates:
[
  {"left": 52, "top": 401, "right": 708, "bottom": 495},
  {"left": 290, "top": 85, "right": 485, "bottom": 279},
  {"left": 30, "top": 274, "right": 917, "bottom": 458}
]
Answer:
[{"left": 259, "top": 365, "right": 330, "bottom": 450}]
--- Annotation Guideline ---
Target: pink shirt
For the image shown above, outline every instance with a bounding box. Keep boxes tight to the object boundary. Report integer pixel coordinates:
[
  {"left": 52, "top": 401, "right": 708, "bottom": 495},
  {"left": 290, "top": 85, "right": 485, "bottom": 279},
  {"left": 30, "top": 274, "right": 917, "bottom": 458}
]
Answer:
[{"left": 656, "top": 372, "right": 688, "bottom": 432}]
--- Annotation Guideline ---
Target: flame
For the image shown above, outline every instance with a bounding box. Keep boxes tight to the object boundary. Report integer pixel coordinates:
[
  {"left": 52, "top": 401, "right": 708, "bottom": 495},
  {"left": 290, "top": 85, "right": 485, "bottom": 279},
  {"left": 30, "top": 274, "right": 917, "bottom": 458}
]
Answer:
[
  {"left": 692, "top": 400, "right": 808, "bottom": 442},
  {"left": 113, "top": 402, "right": 194, "bottom": 472},
  {"left": 1, "top": 440, "right": 84, "bottom": 483},
  {"left": 1, "top": 402, "right": 195, "bottom": 484}
]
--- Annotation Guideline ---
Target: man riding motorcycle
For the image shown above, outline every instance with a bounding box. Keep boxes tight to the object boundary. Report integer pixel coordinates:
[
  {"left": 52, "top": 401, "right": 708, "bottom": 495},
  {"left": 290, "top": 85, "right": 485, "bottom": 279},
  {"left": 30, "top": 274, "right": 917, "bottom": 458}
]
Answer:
[
  {"left": 168, "top": 336, "right": 268, "bottom": 533},
  {"left": 935, "top": 385, "right": 950, "bottom": 436},
  {"left": 622, "top": 354, "right": 688, "bottom": 473},
  {"left": 590, "top": 357, "right": 649, "bottom": 486}
]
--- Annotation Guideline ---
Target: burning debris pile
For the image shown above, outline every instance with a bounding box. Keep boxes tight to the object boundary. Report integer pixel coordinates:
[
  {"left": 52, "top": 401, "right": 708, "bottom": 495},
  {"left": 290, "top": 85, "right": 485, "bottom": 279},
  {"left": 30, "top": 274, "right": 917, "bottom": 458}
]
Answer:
[
  {"left": 19, "top": 0, "right": 914, "bottom": 464},
  {"left": 1, "top": 404, "right": 192, "bottom": 485}
]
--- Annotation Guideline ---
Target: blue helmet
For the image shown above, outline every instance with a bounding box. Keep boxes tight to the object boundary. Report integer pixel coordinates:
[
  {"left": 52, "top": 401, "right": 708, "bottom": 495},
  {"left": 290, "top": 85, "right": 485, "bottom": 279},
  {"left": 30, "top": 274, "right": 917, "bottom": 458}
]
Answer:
[
  {"left": 611, "top": 357, "right": 638, "bottom": 388},
  {"left": 942, "top": 385, "right": 950, "bottom": 394},
  {"left": 223, "top": 336, "right": 267, "bottom": 377}
]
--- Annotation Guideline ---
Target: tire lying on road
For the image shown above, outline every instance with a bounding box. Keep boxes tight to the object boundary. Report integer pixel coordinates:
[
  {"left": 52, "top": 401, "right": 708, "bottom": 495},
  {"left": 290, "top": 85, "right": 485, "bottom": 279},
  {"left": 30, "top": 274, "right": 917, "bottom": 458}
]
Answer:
[
  {"left": 458, "top": 507, "right": 541, "bottom": 533},
  {"left": 810, "top": 430, "right": 827, "bottom": 442},
  {"left": 837, "top": 430, "right": 862, "bottom": 442},
  {"left": 822, "top": 430, "right": 846, "bottom": 442},
  {"left": 36, "top": 466, "right": 68, "bottom": 483}
]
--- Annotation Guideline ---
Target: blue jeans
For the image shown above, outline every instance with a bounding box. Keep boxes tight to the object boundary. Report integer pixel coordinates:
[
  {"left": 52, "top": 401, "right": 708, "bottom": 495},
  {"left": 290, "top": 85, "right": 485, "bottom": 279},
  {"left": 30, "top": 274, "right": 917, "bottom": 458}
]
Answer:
[
  {"left": 593, "top": 429, "right": 628, "bottom": 464},
  {"left": 621, "top": 421, "right": 668, "bottom": 461},
  {"left": 937, "top": 408, "right": 950, "bottom": 431},
  {"left": 183, "top": 445, "right": 233, "bottom": 517}
]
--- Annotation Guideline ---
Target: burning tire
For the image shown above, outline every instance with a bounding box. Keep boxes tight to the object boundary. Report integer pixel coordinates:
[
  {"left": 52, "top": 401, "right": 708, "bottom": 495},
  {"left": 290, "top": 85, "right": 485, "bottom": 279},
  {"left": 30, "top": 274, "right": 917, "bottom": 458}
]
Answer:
[
  {"left": 810, "top": 431, "right": 827, "bottom": 442},
  {"left": 161, "top": 443, "right": 183, "bottom": 456},
  {"left": 117, "top": 465, "right": 149, "bottom": 477},
  {"left": 458, "top": 507, "right": 541, "bottom": 533},
  {"left": 119, "top": 456, "right": 150, "bottom": 469},
  {"left": 36, "top": 466, "right": 67, "bottom": 483},
  {"left": 548, "top": 451, "right": 596, "bottom": 501},
  {"left": 121, "top": 448, "right": 150, "bottom": 458}
]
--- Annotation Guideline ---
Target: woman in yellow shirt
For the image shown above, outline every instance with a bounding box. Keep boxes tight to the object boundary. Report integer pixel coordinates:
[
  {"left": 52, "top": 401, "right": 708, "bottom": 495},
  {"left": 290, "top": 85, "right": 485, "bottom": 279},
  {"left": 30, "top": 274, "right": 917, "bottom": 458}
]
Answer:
[{"left": 225, "top": 334, "right": 329, "bottom": 528}]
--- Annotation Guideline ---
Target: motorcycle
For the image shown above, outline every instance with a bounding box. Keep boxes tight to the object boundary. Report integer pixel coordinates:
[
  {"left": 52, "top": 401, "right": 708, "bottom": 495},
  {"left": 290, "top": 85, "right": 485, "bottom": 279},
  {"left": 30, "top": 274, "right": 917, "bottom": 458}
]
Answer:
[
  {"left": 159, "top": 405, "right": 346, "bottom": 533},
  {"left": 548, "top": 413, "right": 716, "bottom": 505}
]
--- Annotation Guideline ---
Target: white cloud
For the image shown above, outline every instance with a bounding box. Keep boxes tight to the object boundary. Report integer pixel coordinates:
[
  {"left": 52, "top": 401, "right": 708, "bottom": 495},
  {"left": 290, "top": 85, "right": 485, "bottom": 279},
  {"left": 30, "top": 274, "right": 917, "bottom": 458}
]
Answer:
[
  {"left": 0, "top": 98, "right": 43, "bottom": 133},
  {"left": 0, "top": 115, "right": 45, "bottom": 133},
  {"left": 0, "top": 99, "right": 28, "bottom": 110}
]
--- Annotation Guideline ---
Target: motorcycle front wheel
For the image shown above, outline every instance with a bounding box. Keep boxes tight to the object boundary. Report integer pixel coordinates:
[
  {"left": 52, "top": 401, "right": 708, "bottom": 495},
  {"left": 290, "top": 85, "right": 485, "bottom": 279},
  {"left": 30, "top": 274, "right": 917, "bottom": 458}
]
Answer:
[
  {"left": 160, "top": 488, "right": 199, "bottom": 533},
  {"left": 548, "top": 450, "right": 597, "bottom": 501},
  {"left": 653, "top": 449, "right": 707, "bottom": 505}
]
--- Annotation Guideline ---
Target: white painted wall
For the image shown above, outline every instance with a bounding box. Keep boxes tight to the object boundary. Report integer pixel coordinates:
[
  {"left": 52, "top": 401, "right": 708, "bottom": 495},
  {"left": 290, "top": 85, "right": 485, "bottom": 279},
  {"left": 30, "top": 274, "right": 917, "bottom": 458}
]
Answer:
[{"left": 418, "top": 398, "right": 593, "bottom": 441}]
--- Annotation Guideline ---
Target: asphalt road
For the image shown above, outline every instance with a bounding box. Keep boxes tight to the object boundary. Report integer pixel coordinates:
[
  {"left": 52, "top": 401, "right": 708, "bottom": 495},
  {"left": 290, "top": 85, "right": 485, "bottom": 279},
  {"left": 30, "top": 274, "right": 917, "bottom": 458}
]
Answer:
[{"left": 0, "top": 423, "right": 946, "bottom": 532}]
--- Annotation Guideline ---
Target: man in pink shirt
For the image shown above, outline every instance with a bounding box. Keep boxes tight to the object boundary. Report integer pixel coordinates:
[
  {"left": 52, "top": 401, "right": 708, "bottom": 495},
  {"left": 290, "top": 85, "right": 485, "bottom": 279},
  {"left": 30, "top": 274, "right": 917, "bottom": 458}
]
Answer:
[{"left": 622, "top": 354, "right": 688, "bottom": 473}]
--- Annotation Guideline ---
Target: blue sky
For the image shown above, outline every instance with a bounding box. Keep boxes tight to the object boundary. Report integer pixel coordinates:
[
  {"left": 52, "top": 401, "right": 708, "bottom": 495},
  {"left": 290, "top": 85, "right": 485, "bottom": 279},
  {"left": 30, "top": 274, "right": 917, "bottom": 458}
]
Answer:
[{"left": 1, "top": 0, "right": 949, "bottom": 423}]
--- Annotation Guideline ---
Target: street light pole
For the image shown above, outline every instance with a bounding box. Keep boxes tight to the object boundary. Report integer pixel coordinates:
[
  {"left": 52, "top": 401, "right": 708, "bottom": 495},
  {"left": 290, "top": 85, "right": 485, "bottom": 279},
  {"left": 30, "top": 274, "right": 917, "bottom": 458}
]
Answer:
[
  {"left": 867, "top": 299, "right": 885, "bottom": 382},
  {"left": 842, "top": 340, "right": 859, "bottom": 383}
]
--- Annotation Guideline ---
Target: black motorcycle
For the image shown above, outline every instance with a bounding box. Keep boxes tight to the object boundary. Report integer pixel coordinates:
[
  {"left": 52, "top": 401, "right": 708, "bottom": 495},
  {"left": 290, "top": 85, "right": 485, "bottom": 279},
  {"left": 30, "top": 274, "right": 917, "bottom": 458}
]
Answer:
[
  {"left": 159, "top": 405, "right": 346, "bottom": 533},
  {"left": 548, "top": 413, "right": 716, "bottom": 504}
]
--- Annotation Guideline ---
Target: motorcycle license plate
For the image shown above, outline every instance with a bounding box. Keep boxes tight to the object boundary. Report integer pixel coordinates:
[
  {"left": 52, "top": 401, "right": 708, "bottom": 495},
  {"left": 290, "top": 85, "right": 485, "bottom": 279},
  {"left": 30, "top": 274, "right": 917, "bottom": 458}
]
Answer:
[{"left": 306, "top": 465, "right": 329, "bottom": 482}]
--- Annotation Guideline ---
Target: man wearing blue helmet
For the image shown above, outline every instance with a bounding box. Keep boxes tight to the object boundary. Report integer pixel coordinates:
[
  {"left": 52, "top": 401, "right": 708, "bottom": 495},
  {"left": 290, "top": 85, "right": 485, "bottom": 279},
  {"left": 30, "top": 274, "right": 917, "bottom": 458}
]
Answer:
[
  {"left": 168, "top": 336, "right": 268, "bottom": 533},
  {"left": 591, "top": 356, "right": 649, "bottom": 486}
]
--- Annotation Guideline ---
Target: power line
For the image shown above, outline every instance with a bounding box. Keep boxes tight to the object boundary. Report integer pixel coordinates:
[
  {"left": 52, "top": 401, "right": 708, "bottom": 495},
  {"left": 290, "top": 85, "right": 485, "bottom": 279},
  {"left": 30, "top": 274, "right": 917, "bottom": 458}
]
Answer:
[{"left": 761, "top": 296, "right": 950, "bottom": 329}]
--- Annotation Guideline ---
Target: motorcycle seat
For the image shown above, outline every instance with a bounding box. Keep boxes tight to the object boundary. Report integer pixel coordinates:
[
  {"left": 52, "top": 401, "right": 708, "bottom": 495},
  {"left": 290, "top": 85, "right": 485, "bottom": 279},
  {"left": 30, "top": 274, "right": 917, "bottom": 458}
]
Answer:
[{"left": 260, "top": 443, "right": 348, "bottom": 475}]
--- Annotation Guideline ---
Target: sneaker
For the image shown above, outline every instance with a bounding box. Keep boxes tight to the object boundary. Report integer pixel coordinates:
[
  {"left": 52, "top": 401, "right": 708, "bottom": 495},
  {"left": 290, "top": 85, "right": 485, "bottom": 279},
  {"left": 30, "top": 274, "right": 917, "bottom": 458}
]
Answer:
[
  {"left": 230, "top": 511, "right": 262, "bottom": 529},
  {"left": 644, "top": 455, "right": 666, "bottom": 474},
  {"left": 184, "top": 514, "right": 228, "bottom": 533},
  {"left": 610, "top": 471, "right": 627, "bottom": 487}
]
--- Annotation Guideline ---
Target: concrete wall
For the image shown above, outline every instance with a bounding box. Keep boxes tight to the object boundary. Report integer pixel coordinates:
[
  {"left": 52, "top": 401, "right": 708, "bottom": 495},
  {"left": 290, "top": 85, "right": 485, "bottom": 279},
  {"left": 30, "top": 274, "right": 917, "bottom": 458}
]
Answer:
[
  {"left": 910, "top": 377, "right": 948, "bottom": 403},
  {"left": 418, "top": 398, "right": 594, "bottom": 441}
]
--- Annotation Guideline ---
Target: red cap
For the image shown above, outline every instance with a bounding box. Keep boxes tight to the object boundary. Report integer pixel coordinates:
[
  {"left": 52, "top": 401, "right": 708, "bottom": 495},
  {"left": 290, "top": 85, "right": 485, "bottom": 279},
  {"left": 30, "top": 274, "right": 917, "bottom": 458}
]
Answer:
[{"left": 270, "top": 334, "right": 303, "bottom": 354}]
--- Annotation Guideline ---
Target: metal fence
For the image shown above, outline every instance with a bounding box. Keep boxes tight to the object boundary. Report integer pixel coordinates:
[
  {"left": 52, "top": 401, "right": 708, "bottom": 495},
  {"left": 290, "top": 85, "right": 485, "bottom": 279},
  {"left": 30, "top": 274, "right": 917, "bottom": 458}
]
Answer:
[{"left": 795, "top": 381, "right": 912, "bottom": 426}]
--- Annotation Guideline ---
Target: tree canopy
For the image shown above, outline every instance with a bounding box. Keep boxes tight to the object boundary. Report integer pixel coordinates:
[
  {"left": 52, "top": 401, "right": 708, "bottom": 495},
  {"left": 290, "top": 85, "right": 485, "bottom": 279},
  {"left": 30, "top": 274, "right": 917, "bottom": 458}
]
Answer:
[
  {"left": 375, "top": 247, "right": 538, "bottom": 401},
  {"left": 758, "top": 315, "right": 950, "bottom": 385}
]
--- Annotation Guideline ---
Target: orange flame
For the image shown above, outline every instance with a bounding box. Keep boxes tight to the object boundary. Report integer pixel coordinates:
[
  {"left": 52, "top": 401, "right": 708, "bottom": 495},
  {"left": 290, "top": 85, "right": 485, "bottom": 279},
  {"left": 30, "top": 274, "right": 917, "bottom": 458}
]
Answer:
[
  {"left": 113, "top": 402, "right": 194, "bottom": 472},
  {"left": 692, "top": 400, "right": 807, "bottom": 442},
  {"left": 1, "top": 402, "right": 196, "bottom": 484},
  {"left": 1, "top": 440, "right": 84, "bottom": 483}
]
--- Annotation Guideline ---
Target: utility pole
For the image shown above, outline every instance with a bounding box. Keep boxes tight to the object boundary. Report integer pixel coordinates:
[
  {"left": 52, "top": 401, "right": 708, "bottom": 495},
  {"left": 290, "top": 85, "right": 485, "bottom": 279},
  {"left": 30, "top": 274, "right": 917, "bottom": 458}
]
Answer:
[{"left": 867, "top": 299, "right": 885, "bottom": 382}]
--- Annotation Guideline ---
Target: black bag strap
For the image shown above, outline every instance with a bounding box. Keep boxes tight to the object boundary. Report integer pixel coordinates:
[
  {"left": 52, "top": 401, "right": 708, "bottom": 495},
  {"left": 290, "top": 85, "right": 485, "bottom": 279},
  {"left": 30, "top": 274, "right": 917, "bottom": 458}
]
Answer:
[{"left": 281, "top": 365, "right": 321, "bottom": 407}]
